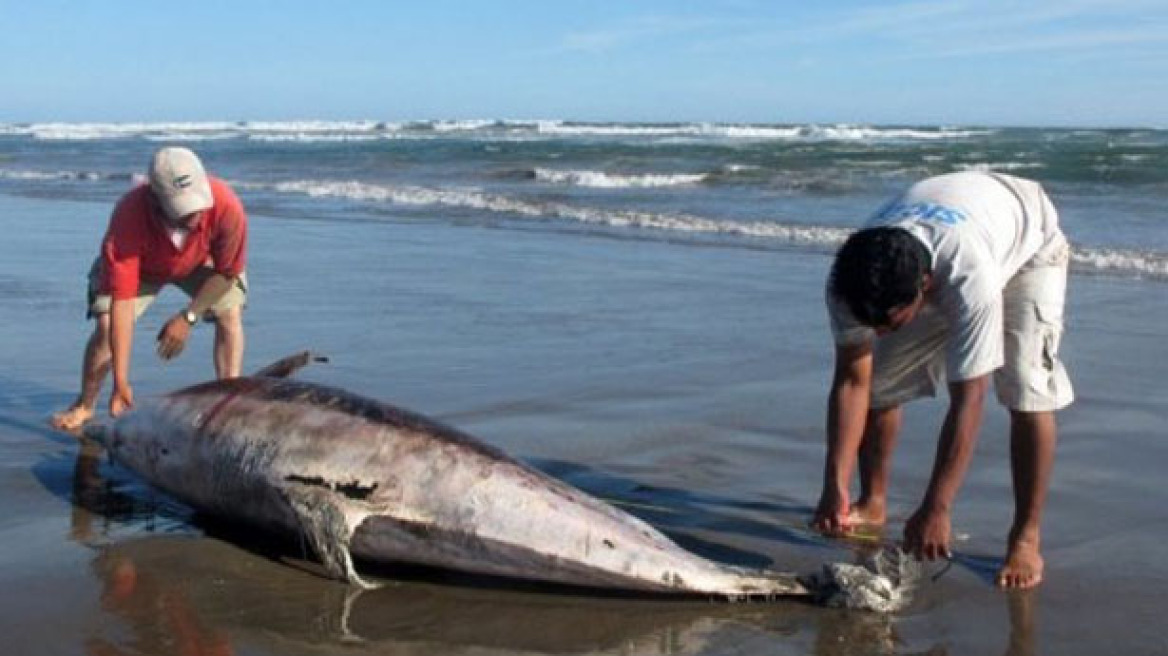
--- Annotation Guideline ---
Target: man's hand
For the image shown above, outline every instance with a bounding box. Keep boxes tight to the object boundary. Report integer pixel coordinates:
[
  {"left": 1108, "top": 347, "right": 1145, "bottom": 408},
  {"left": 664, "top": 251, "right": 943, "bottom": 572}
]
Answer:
[
  {"left": 903, "top": 504, "right": 952, "bottom": 561},
  {"left": 110, "top": 384, "right": 134, "bottom": 418},
  {"left": 156, "top": 313, "right": 192, "bottom": 360},
  {"left": 812, "top": 486, "right": 853, "bottom": 535}
]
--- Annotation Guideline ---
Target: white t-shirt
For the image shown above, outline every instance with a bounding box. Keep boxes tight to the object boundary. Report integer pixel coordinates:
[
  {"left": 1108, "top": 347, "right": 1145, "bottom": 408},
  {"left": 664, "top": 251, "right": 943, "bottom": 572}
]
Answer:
[{"left": 828, "top": 172, "right": 1064, "bottom": 380}]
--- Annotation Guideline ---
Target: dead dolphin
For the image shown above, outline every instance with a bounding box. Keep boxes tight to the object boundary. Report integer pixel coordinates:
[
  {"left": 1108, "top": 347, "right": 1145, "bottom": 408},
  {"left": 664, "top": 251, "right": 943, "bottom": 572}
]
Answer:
[{"left": 88, "top": 352, "right": 811, "bottom": 599}]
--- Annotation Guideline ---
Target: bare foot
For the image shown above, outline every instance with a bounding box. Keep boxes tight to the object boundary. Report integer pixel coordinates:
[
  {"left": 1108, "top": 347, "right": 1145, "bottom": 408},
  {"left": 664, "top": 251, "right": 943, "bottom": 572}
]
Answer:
[
  {"left": 997, "top": 538, "right": 1044, "bottom": 589},
  {"left": 49, "top": 404, "right": 94, "bottom": 434},
  {"left": 847, "top": 498, "right": 887, "bottom": 527}
]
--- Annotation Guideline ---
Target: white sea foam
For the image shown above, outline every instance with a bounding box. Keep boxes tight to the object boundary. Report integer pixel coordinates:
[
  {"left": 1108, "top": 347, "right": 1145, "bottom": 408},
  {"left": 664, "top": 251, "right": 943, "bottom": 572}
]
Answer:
[
  {"left": 430, "top": 119, "right": 497, "bottom": 132},
  {"left": 0, "top": 120, "right": 992, "bottom": 143},
  {"left": 800, "top": 125, "right": 989, "bottom": 141},
  {"left": 723, "top": 164, "right": 762, "bottom": 173},
  {"left": 143, "top": 132, "right": 241, "bottom": 142},
  {"left": 534, "top": 168, "right": 707, "bottom": 188},
  {"left": 0, "top": 120, "right": 398, "bottom": 142},
  {"left": 0, "top": 168, "right": 111, "bottom": 181},
  {"left": 241, "top": 120, "right": 394, "bottom": 133},
  {"left": 0, "top": 169, "right": 64, "bottom": 180},
  {"left": 535, "top": 121, "right": 987, "bottom": 141},
  {"left": 258, "top": 179, "right": 851, "bottom": 245},
  {"left": 954, "top": 162, "right": 1044, "bottom": 173},
  {"left": 1071, "top": 246, "right": 1168, "bottom": 279},
  {"left": 247, "top": 133, "right": 389, "bottom": 143},
  {"left": 0, "top": 122, "right": 241, "bottom": 141},
  {"left": 535, "top": 121, "right": 707, "bottom": 137}
]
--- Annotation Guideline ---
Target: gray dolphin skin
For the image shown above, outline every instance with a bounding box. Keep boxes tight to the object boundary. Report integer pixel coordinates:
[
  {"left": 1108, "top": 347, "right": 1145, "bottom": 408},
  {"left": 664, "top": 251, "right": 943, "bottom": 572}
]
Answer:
[{"left": 94, "top": 352, "right": 811, "bottom": 599}]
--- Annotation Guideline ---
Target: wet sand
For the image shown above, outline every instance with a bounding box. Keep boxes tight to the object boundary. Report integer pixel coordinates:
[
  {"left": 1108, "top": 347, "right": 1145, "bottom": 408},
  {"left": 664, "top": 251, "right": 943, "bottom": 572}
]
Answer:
[{"left": 1, "top": 192, "right": 1166, "bottom": 654}]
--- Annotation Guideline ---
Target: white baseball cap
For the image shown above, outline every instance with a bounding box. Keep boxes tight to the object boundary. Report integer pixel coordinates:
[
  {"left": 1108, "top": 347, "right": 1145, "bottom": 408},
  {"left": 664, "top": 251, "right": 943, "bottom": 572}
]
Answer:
[{"left": 148, "top": 147, "right": 213, "bottom": 219}]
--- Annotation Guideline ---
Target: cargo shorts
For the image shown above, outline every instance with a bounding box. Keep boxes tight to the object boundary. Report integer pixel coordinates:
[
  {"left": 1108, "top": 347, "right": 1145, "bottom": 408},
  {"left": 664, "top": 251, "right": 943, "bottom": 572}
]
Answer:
[
  {"left": 870, "top": 235, "right": 1074, "bottom": 413},
  {"left": 86, "top": 257, "right": 248, "bottom": 322}
]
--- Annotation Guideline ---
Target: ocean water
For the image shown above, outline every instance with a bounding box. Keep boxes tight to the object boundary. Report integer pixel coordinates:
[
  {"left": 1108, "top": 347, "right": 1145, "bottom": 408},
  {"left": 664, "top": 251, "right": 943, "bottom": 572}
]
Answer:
[{"left": 1, "top": 120, "right": 1166, "bottom": 279}]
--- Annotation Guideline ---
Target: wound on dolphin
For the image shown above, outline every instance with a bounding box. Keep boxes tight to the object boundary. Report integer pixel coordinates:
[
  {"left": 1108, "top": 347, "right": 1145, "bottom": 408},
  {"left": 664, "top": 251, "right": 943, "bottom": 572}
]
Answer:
[{"left": 285, "top": 474, "right": 379, "bottom": 501}]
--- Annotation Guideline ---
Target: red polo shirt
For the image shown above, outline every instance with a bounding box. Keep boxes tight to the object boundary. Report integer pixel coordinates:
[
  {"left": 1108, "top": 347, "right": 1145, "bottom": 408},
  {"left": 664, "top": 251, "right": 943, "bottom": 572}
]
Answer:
[{"left": 101, "top": 177, "right": 248, "bottom": 300}]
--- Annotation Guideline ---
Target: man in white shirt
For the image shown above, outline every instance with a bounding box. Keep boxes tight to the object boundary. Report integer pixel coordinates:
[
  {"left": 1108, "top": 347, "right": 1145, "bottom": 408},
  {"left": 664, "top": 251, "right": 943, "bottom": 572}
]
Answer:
[{"left": 812, "top": 172, "right": 1073, "bottom": 590}]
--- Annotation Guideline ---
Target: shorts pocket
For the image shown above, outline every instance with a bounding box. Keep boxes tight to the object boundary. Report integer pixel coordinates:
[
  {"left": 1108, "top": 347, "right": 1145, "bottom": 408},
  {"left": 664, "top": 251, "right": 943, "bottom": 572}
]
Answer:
[{"left": 1034, "top": 296, "right": 1065, "bottom": 369}]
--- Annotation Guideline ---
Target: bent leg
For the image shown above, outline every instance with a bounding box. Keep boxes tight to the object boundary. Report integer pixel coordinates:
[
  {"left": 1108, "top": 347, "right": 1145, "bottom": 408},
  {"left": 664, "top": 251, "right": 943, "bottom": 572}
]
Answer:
[
  {"left": 997, "top": 410, "right": 1056, "bottom": 589},
  {"left": 213, "top": 305, "right": 244, "bottom": 379},
  {"left": 51, "top": 314, "right": 112, "bottom": 432},
  {"left": 851, "top": 405, "right": 902, "bottom": 525}
]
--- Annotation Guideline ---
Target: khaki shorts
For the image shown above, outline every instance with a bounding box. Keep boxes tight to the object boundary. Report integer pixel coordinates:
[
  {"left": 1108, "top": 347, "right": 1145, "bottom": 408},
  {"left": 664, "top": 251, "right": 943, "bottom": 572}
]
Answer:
[
  {"left": 870, "top": 236, "right": 1074, "bottom": 413},
  {"left": 86, "top": 258, "right": 248, "bottom": 322}
]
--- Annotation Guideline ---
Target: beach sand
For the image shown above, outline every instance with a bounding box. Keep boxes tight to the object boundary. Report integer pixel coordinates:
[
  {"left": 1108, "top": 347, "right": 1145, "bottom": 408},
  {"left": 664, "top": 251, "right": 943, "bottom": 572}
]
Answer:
[{"left": 1, "top": 191, "right": 1166, "bottom": 655}]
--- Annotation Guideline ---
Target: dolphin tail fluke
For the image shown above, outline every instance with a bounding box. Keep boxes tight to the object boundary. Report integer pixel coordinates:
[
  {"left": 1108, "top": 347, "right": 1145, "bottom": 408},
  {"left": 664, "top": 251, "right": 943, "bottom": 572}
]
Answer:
[
  {"left": 283, "top": 484, "right": 377, "bottom": 589},
  {"left": 253, "top": 351, "right": 330, "bottom": 379}
]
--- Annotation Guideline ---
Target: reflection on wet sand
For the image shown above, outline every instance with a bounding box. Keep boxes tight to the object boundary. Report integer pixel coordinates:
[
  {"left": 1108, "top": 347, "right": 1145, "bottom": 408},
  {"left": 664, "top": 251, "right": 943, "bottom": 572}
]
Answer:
[
  {"left": 88, "top": 536, "right": 800, "bottom": 656},
  {"left": 67, "top": 438, "right": 192, "bottom": 543},
  {"left": 65, "top": 437, "right": 1031, "bottom": 656},
  {"left": 90, "top": 547, "right": 234, "bottom": 656},
  {"left": 1004, "top": 591, "right": 1038, "bottom": 656}
]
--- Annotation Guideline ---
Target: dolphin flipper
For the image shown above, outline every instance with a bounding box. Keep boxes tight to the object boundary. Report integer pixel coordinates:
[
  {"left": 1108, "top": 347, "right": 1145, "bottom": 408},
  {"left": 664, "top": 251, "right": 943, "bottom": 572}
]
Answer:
[
  {"left": 283, "top": 484, "right": 376, "bottom": 589},
  {"left": 253, "top": 351, "right": 330, "bottom": 379}
]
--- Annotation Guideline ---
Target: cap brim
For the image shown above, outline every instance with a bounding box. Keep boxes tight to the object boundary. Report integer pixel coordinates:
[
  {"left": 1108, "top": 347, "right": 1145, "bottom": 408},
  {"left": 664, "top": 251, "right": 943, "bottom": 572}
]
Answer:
[{"left": 159, "top": 181, "right": 213, "bottom": 219}]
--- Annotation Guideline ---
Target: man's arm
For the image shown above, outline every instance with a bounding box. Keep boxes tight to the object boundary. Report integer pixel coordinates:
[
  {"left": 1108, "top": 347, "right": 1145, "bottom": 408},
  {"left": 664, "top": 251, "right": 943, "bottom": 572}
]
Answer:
[
  {"left": 903, "top": 374, "right": 990, "bottom": 559},
  {"left": 813, "top": 341, "right": 873, "bottom": 533},
  {"left": 156, "top": 273, "right": 237, "bottom": 360},
  {"left": 157, "top": 182, "right": 249, "bottom": 360},
  {"left": 189, "top": 272, "right": 235, "bottom": 316},
  {"left": 109, "top": 297, "right": 136, "bottom": 416}
]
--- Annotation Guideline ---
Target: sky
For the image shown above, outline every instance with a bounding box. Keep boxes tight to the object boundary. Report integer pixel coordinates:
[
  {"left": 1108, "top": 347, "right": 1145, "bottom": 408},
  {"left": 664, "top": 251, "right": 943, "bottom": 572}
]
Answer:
[{"left": 1, "top": 0, "right": 1165, "bottom": 127}]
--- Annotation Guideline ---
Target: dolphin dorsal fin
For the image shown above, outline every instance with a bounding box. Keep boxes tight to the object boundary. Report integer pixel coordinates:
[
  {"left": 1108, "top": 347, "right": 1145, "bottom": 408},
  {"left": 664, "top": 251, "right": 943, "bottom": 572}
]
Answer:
[{"left": 253, "top": 351, "right": 329, "bottom": 379}]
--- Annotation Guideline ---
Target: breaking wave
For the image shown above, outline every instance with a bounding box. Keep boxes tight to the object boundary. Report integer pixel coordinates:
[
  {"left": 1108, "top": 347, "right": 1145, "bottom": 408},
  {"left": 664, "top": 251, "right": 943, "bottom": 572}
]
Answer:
[
  {"left": 0, "top": 168, "right": 132, "bottom": 182},
  {"left": 954, "top": 162, "right": 1045, "bottom": 173},
  {"left": 0, "top": 120, "right": 991, "bottom": 144},
  {"left": 252, "top": 178, "right": 1167, "bottom": 280},
  {"left": 533, "top": 168, "right": 708, "bottom": 188},
  {"left": 254, "top": 179, "right": 850, "bottom": 245},
  {"left": 1071, "top": 246, "right": 1168, "bottom": 279}
]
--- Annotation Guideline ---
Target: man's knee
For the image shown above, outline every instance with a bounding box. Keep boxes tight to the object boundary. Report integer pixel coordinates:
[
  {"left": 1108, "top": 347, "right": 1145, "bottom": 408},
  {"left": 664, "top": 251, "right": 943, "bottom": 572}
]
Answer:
[
  {"left": 213, "top": 306, "right": 244, "bottom": 332},
  {"left": 1009, "top": 409, "right": 1055, "bottom": 426},
  {"left": 213, "top": 309, "right": 245, "bottom": 358},
  {"left": 1009, "top": 410, "right": 1058, "bottom": 441},
  {"left": 90, "top": 313, "right": 111, "bottom": 340}
]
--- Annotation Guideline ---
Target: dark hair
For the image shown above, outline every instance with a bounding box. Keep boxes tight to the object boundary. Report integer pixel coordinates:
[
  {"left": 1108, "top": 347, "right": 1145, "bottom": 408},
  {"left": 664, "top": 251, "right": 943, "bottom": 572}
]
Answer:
[{"left": 829, "top": 227, "right": 931, "bottom": 327}]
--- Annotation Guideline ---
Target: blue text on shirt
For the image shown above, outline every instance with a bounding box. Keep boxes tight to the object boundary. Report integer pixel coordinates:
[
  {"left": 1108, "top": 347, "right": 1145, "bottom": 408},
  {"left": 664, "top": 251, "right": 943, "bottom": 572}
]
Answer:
[{"left": 874, "top": 201, "right": 968, "bottom": 226}]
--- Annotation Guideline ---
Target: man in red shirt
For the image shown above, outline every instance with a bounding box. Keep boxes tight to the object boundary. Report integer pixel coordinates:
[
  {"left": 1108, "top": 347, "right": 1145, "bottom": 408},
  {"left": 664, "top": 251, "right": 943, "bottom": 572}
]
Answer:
[{"left": 51, "top": 147, "right": 249, "bottom": 431}]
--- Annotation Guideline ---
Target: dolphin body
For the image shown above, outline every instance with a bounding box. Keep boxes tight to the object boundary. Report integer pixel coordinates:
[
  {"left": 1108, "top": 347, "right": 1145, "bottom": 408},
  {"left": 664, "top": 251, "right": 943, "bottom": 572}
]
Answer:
[{"left": 93, "top": 353, "right": 811, "bottom": 599}]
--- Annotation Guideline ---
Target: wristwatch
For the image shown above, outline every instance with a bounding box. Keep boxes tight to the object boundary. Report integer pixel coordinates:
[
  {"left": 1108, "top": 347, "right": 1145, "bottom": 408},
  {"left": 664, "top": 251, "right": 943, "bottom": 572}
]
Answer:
[{"left": 182, "top": 309, "right": 199, "bottom": 325}]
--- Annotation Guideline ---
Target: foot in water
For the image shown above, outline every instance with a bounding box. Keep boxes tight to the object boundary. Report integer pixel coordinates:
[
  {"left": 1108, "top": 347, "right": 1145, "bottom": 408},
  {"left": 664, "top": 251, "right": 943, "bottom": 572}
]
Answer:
[
  {"left": 997, "top": 537, "right": 1044, "bottom": 589},
  {"left": 847, "top": 498, "right": 887, "bottom": 528},
  {"left": 49, "top": 404, "right": 94, "bottom": 434}
]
